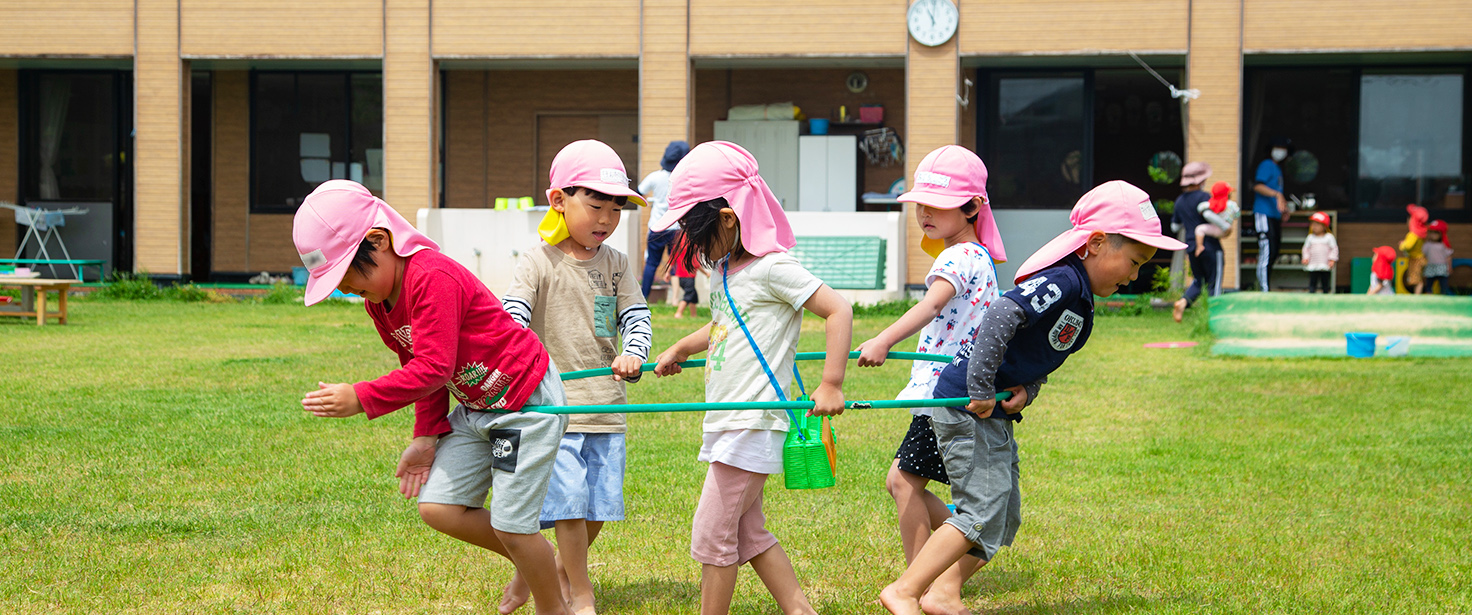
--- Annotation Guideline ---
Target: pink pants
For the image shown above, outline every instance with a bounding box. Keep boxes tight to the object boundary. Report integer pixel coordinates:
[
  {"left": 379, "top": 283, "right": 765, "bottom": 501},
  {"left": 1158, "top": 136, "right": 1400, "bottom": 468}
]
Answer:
[{"left": 690, "top": 462, "right": 779, "bottom": 567}]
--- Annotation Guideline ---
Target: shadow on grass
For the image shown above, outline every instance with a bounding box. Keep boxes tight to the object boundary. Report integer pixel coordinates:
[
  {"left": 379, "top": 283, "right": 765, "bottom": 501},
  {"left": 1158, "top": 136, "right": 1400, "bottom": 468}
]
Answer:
[
  {"left": 963, "top": 568, "right": 1037, "bottom": 597},
  {"left": 988, "top": 594, "right": 1189, "bottom": 614},
  {"left": 595, "top": 577, "right": 700, "bottom": 611}
]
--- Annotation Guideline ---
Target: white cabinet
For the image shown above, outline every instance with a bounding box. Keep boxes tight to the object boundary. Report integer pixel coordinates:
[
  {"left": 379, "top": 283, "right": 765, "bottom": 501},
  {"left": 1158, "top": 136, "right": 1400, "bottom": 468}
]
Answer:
[
  {"left": 798, "top": 135, "right": 858, "bottom": 212},
  {"left": 713, "top": 120, "right": 799, "bottom": 210}
]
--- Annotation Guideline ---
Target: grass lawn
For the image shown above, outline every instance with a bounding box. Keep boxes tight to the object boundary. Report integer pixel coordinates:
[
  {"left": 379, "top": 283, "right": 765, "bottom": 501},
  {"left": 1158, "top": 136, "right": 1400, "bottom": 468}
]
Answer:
[{"left": 2, "top": 298, "right": 1469, "bottom": 614}]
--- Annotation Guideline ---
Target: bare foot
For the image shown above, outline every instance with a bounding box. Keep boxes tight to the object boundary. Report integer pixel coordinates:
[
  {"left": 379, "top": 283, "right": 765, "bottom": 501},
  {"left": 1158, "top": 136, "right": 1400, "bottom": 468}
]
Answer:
[
  {"left": 879, "top": 584, "right": 925, "bottom": 615},
  {"left": 1172, "top": 298, "right": 1187, "bottom": 323},
  {"left": 499, "top": 573, "right": 530, "bottom": 615},
  {"left": 673, "top": 312, "right": 684, "bottom": 319},
  {"left": 919, "top": 591, "right": 972, "bottom": 615},
  {"left": 572, "top": 604, "right": 597, "bottom": 615}
]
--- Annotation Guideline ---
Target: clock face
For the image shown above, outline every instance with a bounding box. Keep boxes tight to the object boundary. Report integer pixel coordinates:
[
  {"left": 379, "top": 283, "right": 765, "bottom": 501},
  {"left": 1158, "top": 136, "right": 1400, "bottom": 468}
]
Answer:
[{"left": 907, "top": 0, "right": 958, "bottom": 47}]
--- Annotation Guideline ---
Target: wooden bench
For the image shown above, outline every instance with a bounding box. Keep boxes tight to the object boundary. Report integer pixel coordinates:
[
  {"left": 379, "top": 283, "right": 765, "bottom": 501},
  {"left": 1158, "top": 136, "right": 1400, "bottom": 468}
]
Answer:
[
  {"left": 0, "top": 277, "right": 77, "bottom": 325},
  {"left": 0, "top": 258, "right": 105, "bottom": 282}
]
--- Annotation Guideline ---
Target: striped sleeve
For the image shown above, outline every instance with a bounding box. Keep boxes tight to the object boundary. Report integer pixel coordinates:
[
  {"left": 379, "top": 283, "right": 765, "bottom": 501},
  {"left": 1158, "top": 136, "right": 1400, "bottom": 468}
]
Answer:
[
  {"left": 501, "top": 296, "right": 532, "bottom": 328},
  {"left": 617, "top": 303, "right": 652, "bottom": 362}
]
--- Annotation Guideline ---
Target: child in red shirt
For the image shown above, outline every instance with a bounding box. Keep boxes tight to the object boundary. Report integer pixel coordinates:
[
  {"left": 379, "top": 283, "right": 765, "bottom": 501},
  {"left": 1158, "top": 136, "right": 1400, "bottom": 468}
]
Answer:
[
  {"left": 664, "top": 233, "right": 702, "bottom": 318},
  {"left": 295, "top": 180, "right": 573, "bottom": 615}
]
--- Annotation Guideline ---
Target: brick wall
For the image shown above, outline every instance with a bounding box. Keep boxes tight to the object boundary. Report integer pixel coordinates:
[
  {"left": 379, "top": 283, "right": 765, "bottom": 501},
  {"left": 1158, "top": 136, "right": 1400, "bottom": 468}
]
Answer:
[
  {"left": 434, "top": 0, "right": 638, "bottom": 58},
  {"left": 1187, "top": 0, "right": 1243, "bottom": 288},
  {"left": 1244, "top": 0, "right": 1472, "bottom": 52},
  {"left": 443, "top": 70, "right": 638, "bottom": 208},
  {"left": 959, "top": 0, "right": 1188, "bottom": 55},
  {"left": 1337, "top": 222, "right": 1472, "bottom": 290},
  {"left": 181, "top": 0, "right": 381, "bottom": 58},
  {"left": 906, "top": 30, "right": 960, "bottom": 286},
  {"left": 693, "top": 68, "right": 907, "bottom": 196},
  {"left": 211, "top": 72, "right": 248, "bottom": 273},
  {"left": 134, "top": 0, "right": 185, "bottom": 275},
  {"left": 0, "top": 0, "right": 134, "bottom": 57},
  {"left": 689, "top": 0, "right": 905, "bottom": 57}
]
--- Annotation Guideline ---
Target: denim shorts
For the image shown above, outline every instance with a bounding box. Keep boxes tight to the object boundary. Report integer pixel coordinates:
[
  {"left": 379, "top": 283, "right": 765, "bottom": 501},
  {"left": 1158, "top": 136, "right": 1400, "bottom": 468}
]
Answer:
[
  {"left": 538, "top": 432, "right": 627, "bottom": 527},
  {"left": 929, "top": 405, "right": 1021, "bottom": 561}
]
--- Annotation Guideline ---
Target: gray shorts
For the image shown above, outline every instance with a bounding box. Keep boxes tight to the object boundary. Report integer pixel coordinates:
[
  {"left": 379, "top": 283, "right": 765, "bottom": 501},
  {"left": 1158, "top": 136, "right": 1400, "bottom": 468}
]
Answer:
[
  {"left": 928, "top": 406, "right": 1021, "bottom": 561},
  {"left": 417, "top": 362, "right": 570, "bottom": 535}
]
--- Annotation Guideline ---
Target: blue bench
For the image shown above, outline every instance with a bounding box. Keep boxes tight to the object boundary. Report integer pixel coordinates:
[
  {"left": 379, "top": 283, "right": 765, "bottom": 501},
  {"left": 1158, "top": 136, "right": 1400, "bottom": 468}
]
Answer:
[{"left": 0, "top": 258, "right": 105, "bottom": 282}]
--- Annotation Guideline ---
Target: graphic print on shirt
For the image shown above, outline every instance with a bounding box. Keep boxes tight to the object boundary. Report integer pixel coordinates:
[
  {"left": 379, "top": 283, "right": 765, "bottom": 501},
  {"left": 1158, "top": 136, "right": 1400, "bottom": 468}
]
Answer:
[
  {"left": 1049, "top": 309, "right": 1085, "bottom": 351},
  {"left": 487, "top": 428, "right": 521, "bottom": 473},
  {"left": 391, "top": 326, "right": 414, "bottom": 352},
  {"left": 706, "top": 287, "right": 747, "bottom": 377},
  {"left": 452, "top": 362, "right": 514, "bottom": 409},
  {"left": 1017, "top": 275, "right": 1062, "bottom": 313}
]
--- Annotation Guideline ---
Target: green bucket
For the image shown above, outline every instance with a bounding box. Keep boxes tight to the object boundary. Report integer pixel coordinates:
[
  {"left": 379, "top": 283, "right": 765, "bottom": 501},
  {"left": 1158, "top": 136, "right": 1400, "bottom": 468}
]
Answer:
[{"left": 782, "top": 399, "right": 836, "bottom": 490}]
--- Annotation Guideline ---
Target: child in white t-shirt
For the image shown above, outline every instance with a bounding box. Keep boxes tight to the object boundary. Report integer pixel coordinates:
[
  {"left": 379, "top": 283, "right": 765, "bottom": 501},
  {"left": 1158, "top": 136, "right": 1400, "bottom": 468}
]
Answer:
[
  {"left": 855, "top": 146, "right": 1005, "bottom": 615},
  {"left": 652, "top": 141, "right": 853, "bottom": 615}
]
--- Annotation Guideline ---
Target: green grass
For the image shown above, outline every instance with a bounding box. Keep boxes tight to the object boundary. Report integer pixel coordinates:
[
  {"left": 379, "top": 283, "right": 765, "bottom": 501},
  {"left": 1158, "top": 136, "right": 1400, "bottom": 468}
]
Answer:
[{"left": 1, "top": 300, "right": 1468, "bottom": 614}]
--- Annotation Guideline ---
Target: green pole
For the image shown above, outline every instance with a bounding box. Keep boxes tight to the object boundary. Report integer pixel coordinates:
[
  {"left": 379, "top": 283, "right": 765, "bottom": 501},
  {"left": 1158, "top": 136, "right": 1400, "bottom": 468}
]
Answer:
[
  {"left": 557, "top": 350, "right": 956, "bottom": 382},
  {"left": 523, "top": 392, "right": 1010, "bottom": 415}
]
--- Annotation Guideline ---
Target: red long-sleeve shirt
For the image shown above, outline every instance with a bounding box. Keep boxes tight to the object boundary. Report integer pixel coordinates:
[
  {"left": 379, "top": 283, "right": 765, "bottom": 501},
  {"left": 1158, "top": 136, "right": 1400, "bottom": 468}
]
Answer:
[{"left": 352, "top": 250, "right": 550, "bottom": 437}]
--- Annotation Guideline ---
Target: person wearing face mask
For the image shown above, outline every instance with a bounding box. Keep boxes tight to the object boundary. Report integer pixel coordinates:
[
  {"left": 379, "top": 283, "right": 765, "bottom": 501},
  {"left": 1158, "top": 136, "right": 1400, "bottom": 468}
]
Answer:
[{"left": 1251, "top": 137, "right": 1292, "bottom": 291}]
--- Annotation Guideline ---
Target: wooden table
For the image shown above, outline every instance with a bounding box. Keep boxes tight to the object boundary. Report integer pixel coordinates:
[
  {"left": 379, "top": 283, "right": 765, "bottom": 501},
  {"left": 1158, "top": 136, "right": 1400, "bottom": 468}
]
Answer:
[{"left": 0, "top": 277, "right": 78, "bottom": 325}]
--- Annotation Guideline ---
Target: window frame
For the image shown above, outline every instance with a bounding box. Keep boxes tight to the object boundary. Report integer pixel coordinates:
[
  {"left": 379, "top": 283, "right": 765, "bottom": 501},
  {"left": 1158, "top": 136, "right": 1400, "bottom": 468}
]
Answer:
[
  {"left": 248, "top": 69, "right": 382, "bottom": 214},
  {"left": 1242, "top": 63, "right": 1472, "bottom": 223}
]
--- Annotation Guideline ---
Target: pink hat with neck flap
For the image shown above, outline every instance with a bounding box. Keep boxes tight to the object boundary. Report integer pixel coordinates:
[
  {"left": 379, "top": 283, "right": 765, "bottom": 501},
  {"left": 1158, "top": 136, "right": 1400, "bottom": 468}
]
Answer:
[
  {"left": 1013, "top": 180, "right": 1186, "bottom": 284},
  {"left": 292, "top": 180, "right": 439, "bottom": 305},
  {"left": 898, "top": 145, "right": 1007, "bottom": 263},
  {"left": 652, "top": 141, "right": 795, "bottom": 258}
]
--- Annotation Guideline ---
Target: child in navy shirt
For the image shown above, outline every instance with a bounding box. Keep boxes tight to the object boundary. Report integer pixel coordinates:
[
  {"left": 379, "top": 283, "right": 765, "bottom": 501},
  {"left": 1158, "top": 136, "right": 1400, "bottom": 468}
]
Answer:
[{"left": 880, "top": 181, "right": 1186, "bottom": 615}]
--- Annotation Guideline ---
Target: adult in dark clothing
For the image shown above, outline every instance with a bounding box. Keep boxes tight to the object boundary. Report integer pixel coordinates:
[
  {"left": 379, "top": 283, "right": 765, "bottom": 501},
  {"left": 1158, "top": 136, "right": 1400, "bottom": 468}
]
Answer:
[{"left": 1170, "top": 162, "right": 1223, "bottom": 322}]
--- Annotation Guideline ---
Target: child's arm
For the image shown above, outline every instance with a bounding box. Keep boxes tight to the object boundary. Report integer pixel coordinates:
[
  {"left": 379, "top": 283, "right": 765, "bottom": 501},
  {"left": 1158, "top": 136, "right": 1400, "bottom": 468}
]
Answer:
[
  {"left": 963, "top": 296, "right": 1046, "bottom": 418},
  {"left": 500, "top": 256, "right": 541, "bottom": 328},
  {"left": 653, "top": 323, "right": 712, "bottom": 377},
  {"left": 1201, "top": 206, "right": 1231, "bottom": 231},
  {"left": 1301, "top": 239, "right": 1311, "bottom": 265},
  {"left": 802, "top": 285, "right": 853, "bottom": 417},
  {"left": 855, "top": 278, "right": 955, "bottom": 367},
  {"left": 1328, "top": 234, "right": 1339, "bottom": 268},
  {"left": 614, "top": 259, "right": 654, "bottom": 382}
]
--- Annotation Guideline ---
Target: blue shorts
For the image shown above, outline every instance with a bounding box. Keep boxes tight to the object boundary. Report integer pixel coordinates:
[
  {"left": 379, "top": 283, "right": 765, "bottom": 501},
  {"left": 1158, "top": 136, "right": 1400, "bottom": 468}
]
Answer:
[{"left": 539, "top": 432, "right": 627, "bottom": 527}]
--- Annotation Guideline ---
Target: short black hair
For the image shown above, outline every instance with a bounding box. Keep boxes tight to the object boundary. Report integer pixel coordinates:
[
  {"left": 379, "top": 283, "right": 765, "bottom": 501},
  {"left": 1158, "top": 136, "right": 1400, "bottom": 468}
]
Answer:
[
  {"left": 349, "top": 228, "right": 389, "bottom": 275},
  {"left": 961, "top": 198, "right": 980, "bottom": 226},
  {"left": 677, "top": 197, "right": 745, "bottom": 273},
  {"left": 561, "top": 186, "right": 629, "bottom": 207}
]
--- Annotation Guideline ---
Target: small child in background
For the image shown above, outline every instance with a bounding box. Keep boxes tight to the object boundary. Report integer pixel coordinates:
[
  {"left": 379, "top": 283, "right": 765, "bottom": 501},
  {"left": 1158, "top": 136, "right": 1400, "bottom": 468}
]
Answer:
[
  {"left": 1300, "top": 211, "right": 1338, "bottom": 294},
  {"left": 1194, "top": 181, "right": 1239, "bottom": 257},
  {"left": 1401, "top": 204, "right": 1429, "bottom": 294},
  {"left": 651, "top": 141, "right": 853, "bottom": 615},
  {"left": 1422, "top": 220, "right": 1455, "bottom": 295},
  {"left": 664, "top": 233, "right": 701, "bottom": 318},
  {"left": 499, "top": 140, "right": 652, "bottom": 615},
  {"left": 854, "top": 145, "right": 1005, "bottom": 615},
  {"left": 1367, "top": 245, "right": 1397, "bottom": 295},
  {"left": 294, "top": 180, "right": 572, "bottom": 615},
  {"left": 880, "top": 181, "right": 1186, "bottom": 615}
]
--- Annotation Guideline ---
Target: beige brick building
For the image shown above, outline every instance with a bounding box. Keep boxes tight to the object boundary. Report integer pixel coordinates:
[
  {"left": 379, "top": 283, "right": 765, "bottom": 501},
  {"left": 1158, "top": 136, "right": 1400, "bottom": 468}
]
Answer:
[{"left": 2, "top": 0, "right": 1469, "bottom": 292}]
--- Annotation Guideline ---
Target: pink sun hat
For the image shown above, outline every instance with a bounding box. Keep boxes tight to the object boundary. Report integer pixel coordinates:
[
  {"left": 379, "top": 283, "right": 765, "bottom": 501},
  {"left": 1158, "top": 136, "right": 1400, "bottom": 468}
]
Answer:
[
  {"left": 292, "top": 180, "right": 439, "bottom": 306},
  {"left": 539, "top": 140, "right": 648, "bottom": 244},
  {"left": 652, "top": 141, "right": 795, "bottom": 258},
  {"left": 898, "top": 145, "right": 1006, "bottom": 263},
  {"left": 1013, "top": 180, "right": 1186, "bottom": 284}
]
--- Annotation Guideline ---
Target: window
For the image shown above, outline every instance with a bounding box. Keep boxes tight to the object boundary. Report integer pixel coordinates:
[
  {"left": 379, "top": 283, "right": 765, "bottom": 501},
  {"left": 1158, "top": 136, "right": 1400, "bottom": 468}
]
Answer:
[
  {"left": 23, "top": 72, "right": 120, "bottom": 203},
  {"left": 1357, "top": 73, "right": 1464, "bottom": 211},
  {"left": 251, "top": 72, "right": 383, "bottom": 212},
  {"left": 983, "top": 74, "right": 1088, "bottom": 209},
  {"left": 1244, "top": 66, "right": 1470, "bottom": 219},
  {"left": 979, "top": 68, "right": 1186, "bottom": 211}
]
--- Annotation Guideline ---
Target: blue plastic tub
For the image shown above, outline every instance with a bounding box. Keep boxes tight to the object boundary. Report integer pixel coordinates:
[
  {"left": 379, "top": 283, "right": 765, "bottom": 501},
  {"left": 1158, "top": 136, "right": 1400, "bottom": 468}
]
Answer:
[
  {"left": 1345, "top": 332, "right": 1377, "bottom": 358},
  {"left": 292, "top": 266, "right": 309, "bottom": 286},
  {"left": 809, "top": 119, "right": 829, "bottom": 135}
]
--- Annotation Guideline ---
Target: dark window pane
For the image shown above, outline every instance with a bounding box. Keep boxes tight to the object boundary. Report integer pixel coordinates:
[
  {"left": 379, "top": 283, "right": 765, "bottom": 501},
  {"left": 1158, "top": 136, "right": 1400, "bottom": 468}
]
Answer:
[
  {"left": 26, "top": 72, "right": 117, "bottom": 202},
  {"left": 350, "top": 73, "right": 384, "bottom": 194},
  {"left": 1357, "top": 73, "right": 1464, "bottom": 210},
  {"left": 986, "top": 75, "right": 1086, "bottom": 209},
  {"left": 1092, "top": 69, "right": 1185, "bottom": 211},
  {"left": 1243, "top": 69, "right": 1358, "bottom": 211},
  {"left": 252, "top": 71, "right": 381, "bottom": 212}
]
